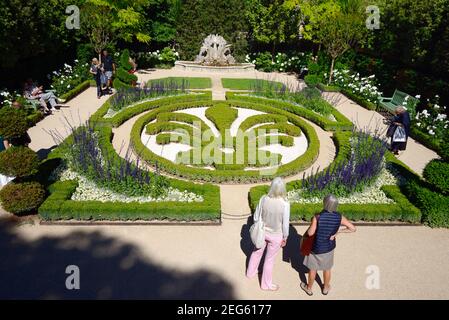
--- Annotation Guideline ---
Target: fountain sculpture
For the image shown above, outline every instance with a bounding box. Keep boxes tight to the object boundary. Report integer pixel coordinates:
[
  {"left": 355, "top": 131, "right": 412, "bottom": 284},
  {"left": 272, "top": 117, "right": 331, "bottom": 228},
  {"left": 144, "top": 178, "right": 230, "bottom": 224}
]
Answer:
[{"left": 175, "top": 34, "right": 255, "bottom": 72}]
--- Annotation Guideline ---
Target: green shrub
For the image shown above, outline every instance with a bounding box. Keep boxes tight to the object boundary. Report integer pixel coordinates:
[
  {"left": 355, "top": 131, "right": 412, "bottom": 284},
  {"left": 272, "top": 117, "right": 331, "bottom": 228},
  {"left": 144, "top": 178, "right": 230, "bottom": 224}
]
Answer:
[
  {"left": 0, "top": 108, "right": 29, "bottom": 139},
  {"left": 405, "top": 181, "right": 449, "bottom": 228},
  {"left": 205, "top": 103, "right": 238, "bottom": 133},
  {"left": 301, "top": 87, "right": 322, "bottom": 99},
  {"left": 307, "top": 62, "right": 321, "bottom": 74},
  {"left": 439, "top": 135, "right": 449, "bottom": 161},
  {"left": 341, "top": 89, "right": 377, "bottom": 111},
  {"left": 0, "top": 182, "right": 46, "bottom": 214},
  {"left": 423, "top": 160, "right": 449, "bottom": 195},
  {"left": 60, "top": 80, "right": 92, "bottom": 102},
  {"left": 317, "top": 83, "right": 341, "bottom": 92},
  {"left": 304, "top": 74, "right": 322, "bottom": 87},
  {"left": 113, "top": 49, "right": 138, "bottom": 89},
  {"left": 0, "top": 146, "right": 40, "bottom": 177}
]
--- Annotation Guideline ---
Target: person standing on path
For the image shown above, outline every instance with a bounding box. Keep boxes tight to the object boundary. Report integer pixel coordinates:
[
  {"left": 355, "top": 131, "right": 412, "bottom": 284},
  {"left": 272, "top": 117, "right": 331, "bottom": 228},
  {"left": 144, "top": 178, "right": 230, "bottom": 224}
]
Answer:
[
  {"left": 300, "top": 194, "right": 356, "bottom": 296},
  {"left": 246, "top": 177, "right": 290, "bottom": 291},
  {"left": 390, "top": 106, "right": 411, "bottom": 155},
  {"left": 90, "top": 58, "right": 104, "bottom": 99},
  {"left": 101, "top": 50, "right": 115, "bottom": 93}
]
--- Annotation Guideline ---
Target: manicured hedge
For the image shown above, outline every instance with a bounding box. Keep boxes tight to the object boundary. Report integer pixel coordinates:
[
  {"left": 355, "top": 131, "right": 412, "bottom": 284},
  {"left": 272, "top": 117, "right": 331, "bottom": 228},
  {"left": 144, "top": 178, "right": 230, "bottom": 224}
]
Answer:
[
  {"left": 410, "top": 127, "right": 442, "bottom": 155},
  {"left": 423, "top": 160, "right": 449, "bottom": 195},
  {"left": 39, "top": 126, "right": 221, "bottom": 221},
  {"left": 59, "top": 80, "right": 94, "bottom": 102},
  {"left": 226, "top": 92, "right": 353, "bottom": 131},
  {"left": 90, "top": 92, "right": 212, "bottom": 127},
  {"left": 317, "top": 83, "right": 341, "bottom": 92},
  {"left": 340, "top": 89, "right": 377, "bottom": 111},
  {"left": 404, "top": 181, "right": 449, "bottom": 228},
  {"left": 249, "top": 184, "right": 420, "bottom": 223},
  {"left": 130, "top": 100, "right": 320, "bottom": 183}
]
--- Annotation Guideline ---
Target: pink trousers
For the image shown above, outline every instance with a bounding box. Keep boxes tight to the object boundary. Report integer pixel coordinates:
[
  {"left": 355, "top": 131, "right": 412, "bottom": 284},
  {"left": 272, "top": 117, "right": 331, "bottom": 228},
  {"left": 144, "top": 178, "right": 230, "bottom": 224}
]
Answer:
[{"left": 246, "top": 233, "right": 283, "bottom": 290}]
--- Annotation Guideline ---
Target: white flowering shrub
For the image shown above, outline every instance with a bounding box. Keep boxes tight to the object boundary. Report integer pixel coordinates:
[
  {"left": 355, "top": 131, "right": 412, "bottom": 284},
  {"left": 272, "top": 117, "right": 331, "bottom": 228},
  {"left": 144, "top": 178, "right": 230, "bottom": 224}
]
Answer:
[
  {"left": 414, "top": 95, "right": 448, "bottom": 139},
  {"left": 136, "top": 47, "right": 180, "bottom": 69},
  {"left": 328, "top": 69, "right": 382, "bottom": 103},
  {"left": 245, "top": 51, "right": 308, "bottom": 72},
  {"left": 0, "top": 88, "right": 34, "bottom": 109},
  {"left": 49, "top": 60, "right": 91, "bottom": 96}
]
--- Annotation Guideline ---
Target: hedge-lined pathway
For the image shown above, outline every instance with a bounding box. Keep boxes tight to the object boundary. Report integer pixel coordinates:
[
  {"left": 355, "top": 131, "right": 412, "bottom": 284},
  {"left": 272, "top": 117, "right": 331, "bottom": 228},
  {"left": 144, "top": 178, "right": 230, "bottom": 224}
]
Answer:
[{"left": 1, "top": 68, "right": 448, "bottom": 299}]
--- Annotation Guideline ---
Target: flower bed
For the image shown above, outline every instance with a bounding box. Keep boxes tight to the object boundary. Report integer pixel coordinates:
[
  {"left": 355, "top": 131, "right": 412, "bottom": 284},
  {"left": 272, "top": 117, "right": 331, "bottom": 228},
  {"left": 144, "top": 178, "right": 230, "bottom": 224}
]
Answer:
[
  {"left": 39, "top": 126, "right": 221, "bottom": 221},
  {"left": 248, "top": 132, "right": 421, "bottom": 223}
]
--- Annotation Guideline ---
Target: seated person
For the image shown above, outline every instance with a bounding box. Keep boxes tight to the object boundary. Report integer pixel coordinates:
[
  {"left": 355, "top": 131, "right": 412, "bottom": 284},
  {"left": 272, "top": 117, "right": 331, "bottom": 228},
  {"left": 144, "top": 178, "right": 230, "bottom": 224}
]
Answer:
[{"left": 23, "top": 78, "right": 63, "bottom": 114}]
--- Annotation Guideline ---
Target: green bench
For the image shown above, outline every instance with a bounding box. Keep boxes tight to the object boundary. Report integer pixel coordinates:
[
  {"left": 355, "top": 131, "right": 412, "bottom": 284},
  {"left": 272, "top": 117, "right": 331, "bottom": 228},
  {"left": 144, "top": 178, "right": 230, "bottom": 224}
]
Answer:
[{"left": 378, "top": 89, "right": 419, "bottom": 115}]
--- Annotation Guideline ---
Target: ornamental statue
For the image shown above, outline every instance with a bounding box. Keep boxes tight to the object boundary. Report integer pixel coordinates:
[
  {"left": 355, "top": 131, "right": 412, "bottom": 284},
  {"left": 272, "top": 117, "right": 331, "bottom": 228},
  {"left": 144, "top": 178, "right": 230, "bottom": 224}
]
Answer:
[{"left": 194, "top": 34, "right": 236, "bottom": 66}]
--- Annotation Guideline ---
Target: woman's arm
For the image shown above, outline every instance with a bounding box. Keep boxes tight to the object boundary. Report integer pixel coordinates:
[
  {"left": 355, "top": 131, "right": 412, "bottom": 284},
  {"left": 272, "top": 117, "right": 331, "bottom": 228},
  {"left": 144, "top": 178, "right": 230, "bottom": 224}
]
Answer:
[
  {"left": 282, "top": 202, "right": 290, "bottom": 241},
  {"left": 330, "top": 216, "right": 356, "bottom": 240},
  {"left": 306, "top": 216, "right": 318, "bottom": 237}
]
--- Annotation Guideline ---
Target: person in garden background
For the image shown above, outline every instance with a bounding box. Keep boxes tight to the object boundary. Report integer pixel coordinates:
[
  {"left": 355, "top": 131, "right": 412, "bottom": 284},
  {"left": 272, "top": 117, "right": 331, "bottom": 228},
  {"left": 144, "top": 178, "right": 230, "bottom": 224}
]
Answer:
[
  {"left": 390, "top": 106, "right": 411, "bottom": 155},
  {"left": 90, "top": 58, "right": 104, "bottom": 99},
  {"left": 246, "top": 177, "right": 290, "bottom": 291},
  {"left": 101, "top": 50, "right": 115, "bottom": 93},
  {"left": 300, "top": 194, "right": 356, "bottom": 296}
]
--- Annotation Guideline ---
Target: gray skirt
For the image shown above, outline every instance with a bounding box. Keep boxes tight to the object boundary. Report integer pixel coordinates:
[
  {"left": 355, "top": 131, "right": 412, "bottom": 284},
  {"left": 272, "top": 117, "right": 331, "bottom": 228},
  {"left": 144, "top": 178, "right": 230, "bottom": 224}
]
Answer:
[{"left": 303, "top": 250, "right": 334, "bottom": 271}]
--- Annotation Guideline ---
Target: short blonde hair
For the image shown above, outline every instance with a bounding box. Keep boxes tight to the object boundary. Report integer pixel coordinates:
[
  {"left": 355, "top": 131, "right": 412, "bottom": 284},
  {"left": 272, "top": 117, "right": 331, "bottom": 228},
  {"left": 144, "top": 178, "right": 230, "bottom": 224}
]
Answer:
[
  {"left": 268, "top": 177, "right": 287, "bottom": 199},
  {"left": 92, "top": 58, "right": 99, "bottom": 64}
]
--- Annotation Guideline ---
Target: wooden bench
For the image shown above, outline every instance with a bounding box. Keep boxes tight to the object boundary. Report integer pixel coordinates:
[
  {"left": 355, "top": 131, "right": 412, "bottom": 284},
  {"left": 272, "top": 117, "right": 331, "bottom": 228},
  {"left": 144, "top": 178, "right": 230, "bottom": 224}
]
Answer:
[{"left": 378, "top": 89, "right": 419, "bottom": 115}]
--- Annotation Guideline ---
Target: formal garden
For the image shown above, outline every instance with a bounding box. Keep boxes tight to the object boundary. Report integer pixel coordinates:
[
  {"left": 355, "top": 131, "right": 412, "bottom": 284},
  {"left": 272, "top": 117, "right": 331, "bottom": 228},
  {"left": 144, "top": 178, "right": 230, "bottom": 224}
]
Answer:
[{"left": 0, "top": 0, "right": 448, "bottom": 228}]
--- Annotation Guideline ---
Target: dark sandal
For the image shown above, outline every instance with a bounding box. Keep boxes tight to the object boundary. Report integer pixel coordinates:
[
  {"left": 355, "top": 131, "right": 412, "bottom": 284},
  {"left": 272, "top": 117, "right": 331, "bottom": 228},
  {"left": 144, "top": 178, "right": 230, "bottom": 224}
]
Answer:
[{"left": 322, "top": 285, "right": 331, "bottom": 295}]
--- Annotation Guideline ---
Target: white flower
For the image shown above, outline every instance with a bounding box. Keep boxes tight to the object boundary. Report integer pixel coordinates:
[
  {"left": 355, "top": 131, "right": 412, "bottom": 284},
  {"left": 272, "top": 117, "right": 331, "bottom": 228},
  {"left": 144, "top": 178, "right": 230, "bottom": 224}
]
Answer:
[
  {"left": 415, "top": 94, "right": 421, "bottom": 99},
  {"left": 429, "top": 129, "right": 435, "bottom": 135}
]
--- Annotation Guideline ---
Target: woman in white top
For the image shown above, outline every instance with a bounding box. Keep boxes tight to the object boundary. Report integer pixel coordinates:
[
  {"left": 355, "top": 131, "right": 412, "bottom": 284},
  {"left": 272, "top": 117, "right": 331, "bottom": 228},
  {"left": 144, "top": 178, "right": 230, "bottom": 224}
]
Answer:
[{"left": 246, "top": 177, "right": 290, "bottom": 291}]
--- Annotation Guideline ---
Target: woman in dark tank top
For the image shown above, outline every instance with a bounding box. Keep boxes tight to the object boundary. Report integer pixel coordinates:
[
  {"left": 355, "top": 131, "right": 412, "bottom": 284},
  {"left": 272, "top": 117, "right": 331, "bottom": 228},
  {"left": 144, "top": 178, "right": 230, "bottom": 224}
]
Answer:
[{"left": 300, "top": 194, "right": 356, "bottom": 296}]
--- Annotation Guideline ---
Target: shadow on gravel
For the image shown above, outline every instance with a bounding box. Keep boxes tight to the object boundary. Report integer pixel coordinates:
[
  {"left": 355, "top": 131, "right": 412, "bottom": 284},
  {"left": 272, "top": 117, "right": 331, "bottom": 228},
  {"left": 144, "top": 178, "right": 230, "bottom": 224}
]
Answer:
[{"left": 0, "top": 221, "right": 235, "bottom": 299}]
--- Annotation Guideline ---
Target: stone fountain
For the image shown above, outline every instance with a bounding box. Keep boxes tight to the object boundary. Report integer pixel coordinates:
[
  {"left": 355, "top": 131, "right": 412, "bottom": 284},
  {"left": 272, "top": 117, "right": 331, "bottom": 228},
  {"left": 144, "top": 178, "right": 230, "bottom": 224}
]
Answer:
[{"left": 174, "top": 34, "right": 255, "bottom": 72}]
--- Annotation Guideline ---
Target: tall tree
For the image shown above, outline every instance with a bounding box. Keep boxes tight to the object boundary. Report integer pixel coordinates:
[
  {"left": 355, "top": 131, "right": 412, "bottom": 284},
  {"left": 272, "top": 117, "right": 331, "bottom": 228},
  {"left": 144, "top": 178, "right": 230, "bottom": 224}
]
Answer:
[
  {"left": 80, "top": 0, "right": 152, "bottom": 59},
  {"left": 247, "top": 0, "right": 301, "bottom": 56}
]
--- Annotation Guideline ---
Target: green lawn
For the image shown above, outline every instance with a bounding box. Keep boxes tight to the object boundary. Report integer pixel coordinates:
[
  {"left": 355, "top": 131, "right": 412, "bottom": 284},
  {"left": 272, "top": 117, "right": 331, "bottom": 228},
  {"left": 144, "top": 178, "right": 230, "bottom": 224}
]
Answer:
[
  {"left": 146, "top": 77, "right": 212, "bottom": 89},
  {"left": 221, "top": 78, "right": 285, "bottom": 90}
]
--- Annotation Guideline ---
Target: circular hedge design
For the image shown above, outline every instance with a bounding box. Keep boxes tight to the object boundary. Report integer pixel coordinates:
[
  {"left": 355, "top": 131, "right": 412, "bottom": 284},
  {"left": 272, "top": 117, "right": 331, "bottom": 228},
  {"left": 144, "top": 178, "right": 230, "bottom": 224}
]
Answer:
[{"left": 130, "top": 99, "right": 320, "bottom": 183}]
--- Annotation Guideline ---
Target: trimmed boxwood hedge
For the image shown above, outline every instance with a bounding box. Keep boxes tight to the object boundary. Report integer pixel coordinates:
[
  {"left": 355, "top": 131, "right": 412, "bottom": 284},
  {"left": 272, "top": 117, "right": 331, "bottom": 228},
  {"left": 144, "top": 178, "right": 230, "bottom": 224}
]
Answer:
[
  {"left": 340, "top": 89, "right": 377, "bottom": 111},
  {"left": 39, "top": 126, "right": 221, "bottom": 221},
  {"left": 226, "top": 92, "right": 353, "bottom": 131},
  {"left": 249, "top": 184, "right": 420, "bottom": 223},
  {"left": 90, "top": 92, "right": 212, "bottom": 127},
  {"left": 317, "top": 83, "right": 341, "bottom": 92},
  {"left": 59, "top": 80, "right": 94, "bottom": 102},
  {"left": 130, "top": 100, "right": 320, "bottom": 183}
]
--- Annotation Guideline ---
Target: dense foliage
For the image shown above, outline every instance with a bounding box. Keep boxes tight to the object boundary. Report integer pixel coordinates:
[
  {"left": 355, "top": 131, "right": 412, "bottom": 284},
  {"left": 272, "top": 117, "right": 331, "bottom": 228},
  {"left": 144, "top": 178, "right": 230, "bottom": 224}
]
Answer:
[
  {"left": 176, "top": 0, "right": 249, "bottom": 61},
  {"left": 0, "top": 181, "right": 46, "bottom": 214},
  {"left": 0, "top": 146, "right": 40, "bottom": 178},
  {"left": 0, "top": 107, "right": 29, "bottom": 139}
]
